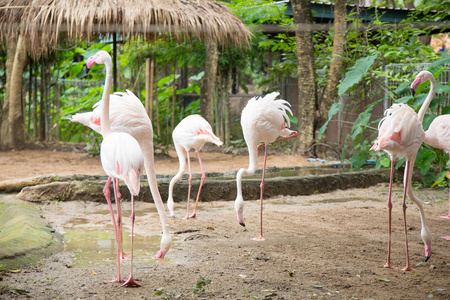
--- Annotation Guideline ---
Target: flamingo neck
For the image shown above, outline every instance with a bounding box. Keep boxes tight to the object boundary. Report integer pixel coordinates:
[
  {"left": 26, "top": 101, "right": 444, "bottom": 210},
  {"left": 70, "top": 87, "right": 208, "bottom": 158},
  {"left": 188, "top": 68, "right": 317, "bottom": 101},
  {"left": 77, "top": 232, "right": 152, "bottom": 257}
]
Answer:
[
  {"left": 236, "top": 143, "right": 259, "bottom": 197},
  {"left": 140, "top": 142, "right": 170, "bottom": 236},
  {"left": 417, "top": 76, "right": 435, "bottom": 123},
  {"left": 101, "top": 61, "right": 113, "bottom": 136}
]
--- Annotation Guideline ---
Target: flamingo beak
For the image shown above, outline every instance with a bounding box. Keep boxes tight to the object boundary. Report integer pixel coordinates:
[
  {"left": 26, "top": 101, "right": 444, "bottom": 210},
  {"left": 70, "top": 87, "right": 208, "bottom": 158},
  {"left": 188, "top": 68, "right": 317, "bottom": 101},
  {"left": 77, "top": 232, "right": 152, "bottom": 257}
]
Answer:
[
  {"left": 237, "top": 209, "right": 245, "bottom": 227},
  {"left": 424, "top": 244, "right": 431, "bottom": 262}
]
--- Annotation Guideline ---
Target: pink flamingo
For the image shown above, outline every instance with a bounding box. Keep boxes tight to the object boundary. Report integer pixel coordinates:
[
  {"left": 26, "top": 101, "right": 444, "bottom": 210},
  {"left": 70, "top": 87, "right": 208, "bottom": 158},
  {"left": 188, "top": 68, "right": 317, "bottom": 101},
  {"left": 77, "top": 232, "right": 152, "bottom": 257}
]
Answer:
[
  {"left": 234, "top": 92, "right": 298, "bottom": 241},
  {"left": 86, "top": 51, "right": 143, "bottom": 286},
  {"left": 424, "top": 115, "right": 450, "bottom": 223},
  {"left": 71, "top": 53, "right": 171, "bottom": 259},
  {"left": 167, "top": 115, "right": 222, "bottom": 219},
  {"left": 371, "top": 70, "right": 434, "bottom": 270}
]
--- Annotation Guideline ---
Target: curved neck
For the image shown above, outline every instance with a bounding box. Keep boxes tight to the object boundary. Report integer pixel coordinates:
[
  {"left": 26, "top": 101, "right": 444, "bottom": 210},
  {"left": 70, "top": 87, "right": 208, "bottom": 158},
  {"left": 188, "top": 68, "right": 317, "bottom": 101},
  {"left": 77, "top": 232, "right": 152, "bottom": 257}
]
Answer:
[
  {"left": 101, "top": 62, "right": 113, "bottom": 135},
  {"left": 405, "top": 154, "right": 428, "bottom": 229},
  {"left": 236, "top": 143, "right": 259, "bottom": 197},
  {"left": 417, "top": 76, "right": 435, "bottom": 123}
]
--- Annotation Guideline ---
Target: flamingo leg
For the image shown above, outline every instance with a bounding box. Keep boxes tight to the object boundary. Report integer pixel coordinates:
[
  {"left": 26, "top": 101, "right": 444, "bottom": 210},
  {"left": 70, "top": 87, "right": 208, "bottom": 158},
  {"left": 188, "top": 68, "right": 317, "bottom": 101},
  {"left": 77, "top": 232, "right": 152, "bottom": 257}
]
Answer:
[
  {"left": 189, "top": 151, "right": 205, "bottom": 218},
  {"left": 253, "top": 144, "right": 268, "bottom": 241},
  {"left": 384, "top": 159, "right": 397, "bottom": 269},
  {"left": 104, "top": 177, "right": 124, "bottom": 283},
  {"left": 122, "top": 194, "right": 140, "bottom": 287},
  {"left": 401, "top": 161, "right": 414, "bottom": 271},
  {"left": 184, "top": 150, "right": 193, "bottom": 219},
  {"left": 113, "top": 178, "right": 127, "bottom": 260}
]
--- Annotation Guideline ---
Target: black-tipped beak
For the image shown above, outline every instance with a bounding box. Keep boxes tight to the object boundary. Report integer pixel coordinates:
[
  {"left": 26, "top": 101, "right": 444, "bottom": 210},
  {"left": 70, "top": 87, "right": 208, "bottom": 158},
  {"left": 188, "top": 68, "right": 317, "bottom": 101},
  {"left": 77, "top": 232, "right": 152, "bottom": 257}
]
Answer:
[
  {"left": 85, "top": 65, "right": 91, "bottom": 74},
  {"left": 239, "top": 222, "right": 246, "bottom": 227},
  {"left": 424, "top": 255, "right": 431, "bottom": 262},
  {"left": 411, "top": 87, "right": 415, "bottom": 97}
]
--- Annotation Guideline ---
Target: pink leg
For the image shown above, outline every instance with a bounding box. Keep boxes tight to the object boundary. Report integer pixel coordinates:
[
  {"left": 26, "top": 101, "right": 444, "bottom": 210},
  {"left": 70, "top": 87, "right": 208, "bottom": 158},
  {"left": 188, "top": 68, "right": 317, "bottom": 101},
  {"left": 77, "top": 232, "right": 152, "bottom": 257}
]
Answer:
[
  {"left": 103, "top": 177, "right": 124, "bottom": 283},
  {"left": 440, "top": 184, "right": 450, "bottom": 219},
  {"left": 189, "top": 152, "right": 205, "bottom": 218},
  {"left": 122, "top": 194, "right": 140, "bottom": 287},
  {"left": 184, "top": 151, "right": 193, "bottom": 220},
  {"left": 384, "top": 160, "right": 397, "bottom": 269},
  {"left": 252, "top": 144, "right": 267, "bottom": 241},
  {"left": 401, "top": 161, "right": 414, "bottom": 271},
  {"left": 113, "top": 178, "right": 127, "bottom": 260}
]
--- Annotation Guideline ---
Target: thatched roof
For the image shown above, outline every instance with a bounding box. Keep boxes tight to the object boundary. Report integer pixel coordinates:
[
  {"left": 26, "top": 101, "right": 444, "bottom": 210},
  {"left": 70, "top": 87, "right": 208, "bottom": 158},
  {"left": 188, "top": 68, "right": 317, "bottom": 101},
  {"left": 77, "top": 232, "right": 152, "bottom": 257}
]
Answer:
[{"left": 0, "top": 0, "right": 251, "bottom": 55}]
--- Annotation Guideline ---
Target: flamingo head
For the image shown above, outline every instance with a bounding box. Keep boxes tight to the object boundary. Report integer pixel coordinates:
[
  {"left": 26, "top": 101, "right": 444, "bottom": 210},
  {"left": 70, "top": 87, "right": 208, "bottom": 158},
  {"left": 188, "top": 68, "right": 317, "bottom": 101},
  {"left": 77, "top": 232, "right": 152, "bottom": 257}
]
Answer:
[
  {"left": 86, "top": 50, "right": 111, "bottom": 69},
  {"left": 370, "top": 140, "right": 380, "bottom": 151},
  {"left": 155, "top": 233, "right": 172, "bottom": 259},
  {"left": 235, "top": 196, "right": 245, "bottom": 227},
  {"left": 411, "top": 70, "right": 433, "bottom": 95},
  {"left": 422, "top": 225, "right": 432, "bottom": 262}
]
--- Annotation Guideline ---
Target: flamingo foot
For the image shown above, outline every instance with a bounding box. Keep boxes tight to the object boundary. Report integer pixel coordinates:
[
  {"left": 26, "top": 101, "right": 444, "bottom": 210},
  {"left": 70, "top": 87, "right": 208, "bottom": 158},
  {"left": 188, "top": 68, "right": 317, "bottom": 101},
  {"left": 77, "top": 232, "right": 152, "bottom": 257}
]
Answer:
[
  {"left": 189, "top": 211, "right": 197, "bottom": 219},
  {"left": 169, "top": 211, "right": 175, "bottom": 218},
  {"left": 441, "top": 236, "right": 450, "bottom": 240},
  {"left": 118, "top": 250, "right": 129, "bottom": 260},
  {"left": 155, "top": 249, "right": 167, "bottom": 259},
  {"left": 183, "top": 214, "right": 190, "bottom": 220},
  {"left": 107, "top": 276, "right": 125, "bottom": 283},
  {"left": 251, "top": 236, "right": 265, "bottom": 241},
  {"left": 401, "top": 266, "right": 416, "bottom": 272},
  {"left": 440, "top": 215, "right": 450, "bottom": 219},
  {"left": 122, "top": 276, "right": 140, "bottom": 287},
  {"left": 383, "top": 263, "right": 398, "bottom": 270}
]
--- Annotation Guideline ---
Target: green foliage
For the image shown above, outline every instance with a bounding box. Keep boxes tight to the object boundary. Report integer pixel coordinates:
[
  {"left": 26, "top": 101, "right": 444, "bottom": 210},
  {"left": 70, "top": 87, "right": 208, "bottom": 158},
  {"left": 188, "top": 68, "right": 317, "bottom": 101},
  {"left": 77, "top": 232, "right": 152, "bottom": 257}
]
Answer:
[
  {"left": 337, "top": 55, "right": 378, "bottom": 96},
  {"left": 192, "top": 276, "right": 211, "bottom": 297}
]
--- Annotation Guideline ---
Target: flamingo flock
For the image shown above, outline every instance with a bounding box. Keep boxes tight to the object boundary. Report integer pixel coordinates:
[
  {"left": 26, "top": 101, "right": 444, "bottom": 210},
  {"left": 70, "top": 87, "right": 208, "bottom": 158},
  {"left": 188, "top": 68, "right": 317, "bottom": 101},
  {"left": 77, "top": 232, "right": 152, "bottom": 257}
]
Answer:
[{"left": 71, "top": 50, "right": 448, "bottom": 287}]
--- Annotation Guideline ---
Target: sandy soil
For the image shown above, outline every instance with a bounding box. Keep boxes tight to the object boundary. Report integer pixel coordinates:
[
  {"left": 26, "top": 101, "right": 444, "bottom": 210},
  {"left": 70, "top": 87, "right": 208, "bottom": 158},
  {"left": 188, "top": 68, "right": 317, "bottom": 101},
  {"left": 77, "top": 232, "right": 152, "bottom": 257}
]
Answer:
[{"left": 1, "top": 148, "right": 450, "bottom": 299}]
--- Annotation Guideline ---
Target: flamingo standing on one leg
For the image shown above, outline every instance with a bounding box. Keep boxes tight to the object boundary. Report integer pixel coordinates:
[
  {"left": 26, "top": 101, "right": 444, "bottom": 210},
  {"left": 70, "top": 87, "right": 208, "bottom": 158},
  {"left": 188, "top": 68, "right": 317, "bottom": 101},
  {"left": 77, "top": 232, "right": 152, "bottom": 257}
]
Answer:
[
  {"left": 234, "top": 92, "right": 298, "bottom": 241},
  {"left": 86, "top": 51, "right": 143, "bottom": 286},
  {"left": 71, "top": 52, "right": 171, "bottom": 259},
  {"left": 370, "top": 70, "right": 434, "bottom": 270},
  {"left": 167, "top": 115, "right": 222, "bottom": 219}
]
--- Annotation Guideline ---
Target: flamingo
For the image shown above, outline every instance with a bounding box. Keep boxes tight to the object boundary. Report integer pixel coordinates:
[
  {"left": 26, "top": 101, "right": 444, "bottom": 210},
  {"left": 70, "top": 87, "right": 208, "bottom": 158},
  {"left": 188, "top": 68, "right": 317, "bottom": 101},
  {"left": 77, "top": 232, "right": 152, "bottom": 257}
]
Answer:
[
  {"left": 234, "top": 92, "right": 298, "bottom": 241},
  {"left": 86, "top": 51, "right": 143, "bottom": 286},
  {"left": 424, "top": 115, "right": 450, "bottom": 223},
  {"left": 70, "top": 51, "right": 171, "bottom": 259},
  {"left": 370, "top": 70, "right": 434, "bottom": 270},
  {"left": 167, "top": 115, "right": 223, "bottom": 219}
]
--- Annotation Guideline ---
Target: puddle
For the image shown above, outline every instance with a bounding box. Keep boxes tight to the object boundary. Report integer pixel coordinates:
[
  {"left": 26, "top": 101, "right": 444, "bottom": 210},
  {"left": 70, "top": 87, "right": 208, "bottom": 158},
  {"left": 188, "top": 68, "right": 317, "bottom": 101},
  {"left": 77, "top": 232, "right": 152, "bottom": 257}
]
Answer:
[
  {"left": 311, "top": 197, "right": 383, "bottom": 204},
  {"left": 60, "top": 207, "right": 178, "bottom": 267},
  {"left": 208, "top": 166, "right": 349, "bottom": 181}
]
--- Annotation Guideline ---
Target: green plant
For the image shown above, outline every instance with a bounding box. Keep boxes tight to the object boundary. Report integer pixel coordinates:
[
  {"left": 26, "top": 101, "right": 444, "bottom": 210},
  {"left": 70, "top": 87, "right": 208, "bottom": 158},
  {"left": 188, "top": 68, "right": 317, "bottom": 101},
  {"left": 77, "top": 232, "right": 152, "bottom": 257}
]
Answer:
[{"left": 192, "top": 276, "right": 211, "bottom": 297}]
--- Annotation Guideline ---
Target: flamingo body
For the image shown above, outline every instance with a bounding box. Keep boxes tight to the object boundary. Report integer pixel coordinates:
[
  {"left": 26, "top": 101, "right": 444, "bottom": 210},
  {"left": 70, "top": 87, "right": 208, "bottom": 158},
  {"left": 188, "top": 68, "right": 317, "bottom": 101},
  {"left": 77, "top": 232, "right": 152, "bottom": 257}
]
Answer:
[
  {"left": 371, "top": 70, "right": 434, "bottom": 270},
  {"left": 235, "top": 92, "right": 297, "bottom": 240},
  {"left": 168, "top": 115, "right": 222, "bottom": 218}
]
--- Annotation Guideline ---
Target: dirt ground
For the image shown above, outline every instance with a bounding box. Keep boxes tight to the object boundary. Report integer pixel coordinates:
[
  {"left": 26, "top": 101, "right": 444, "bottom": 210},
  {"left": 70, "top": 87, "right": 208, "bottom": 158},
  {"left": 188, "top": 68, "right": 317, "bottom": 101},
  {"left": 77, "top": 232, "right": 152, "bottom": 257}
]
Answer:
[{"left": 1, "top": 147, "right": 450, "bottom": 299}]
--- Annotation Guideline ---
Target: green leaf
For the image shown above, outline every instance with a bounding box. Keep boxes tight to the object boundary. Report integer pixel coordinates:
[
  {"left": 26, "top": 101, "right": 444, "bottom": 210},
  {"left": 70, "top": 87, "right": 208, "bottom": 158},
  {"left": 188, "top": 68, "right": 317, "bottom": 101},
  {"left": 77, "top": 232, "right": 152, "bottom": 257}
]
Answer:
[
  {"left": 338, "top": 54, "right": 378, "bottom": 96},
  {"left": 428, "top": 56, "right": 450, "bottom": 71},
  {"left": 379, "top": 278, "right": 391, "bottom": 282},
  {"left": 318, "top": 102, "right": 341, "bottom": 141}
]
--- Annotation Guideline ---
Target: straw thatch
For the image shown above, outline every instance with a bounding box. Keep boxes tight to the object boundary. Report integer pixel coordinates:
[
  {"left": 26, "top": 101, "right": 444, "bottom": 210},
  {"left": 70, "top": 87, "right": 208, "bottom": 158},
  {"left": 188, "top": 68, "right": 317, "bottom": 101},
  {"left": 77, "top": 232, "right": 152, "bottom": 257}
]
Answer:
[{"left": 0, "top": 0, "right": 251, "bottom": 56}]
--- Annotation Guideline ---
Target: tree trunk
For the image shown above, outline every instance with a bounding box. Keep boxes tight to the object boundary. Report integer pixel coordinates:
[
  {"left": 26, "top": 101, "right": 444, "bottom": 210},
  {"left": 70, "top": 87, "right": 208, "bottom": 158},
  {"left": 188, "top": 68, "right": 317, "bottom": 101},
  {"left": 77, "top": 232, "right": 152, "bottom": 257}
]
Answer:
[
  {"left": 39, "top": 57, "right": 45, "bottom": 141},
  {"left": 318, "top": 0, "right": 347, "bottom": 144},
  {"left": 8, "top": 35, "right": 27, "bottom": 149},
  {"left": 0, "top": 35, "right": 17, "bottom": 149},
  {"left": 200, "top": 39, "right": 218, "bottom": 127},
  {"left": 291, "top": 0, "right": 318, "bottom": 155},
  {"left": 145, "top": 56, "right": 154, "bottom": 120}
]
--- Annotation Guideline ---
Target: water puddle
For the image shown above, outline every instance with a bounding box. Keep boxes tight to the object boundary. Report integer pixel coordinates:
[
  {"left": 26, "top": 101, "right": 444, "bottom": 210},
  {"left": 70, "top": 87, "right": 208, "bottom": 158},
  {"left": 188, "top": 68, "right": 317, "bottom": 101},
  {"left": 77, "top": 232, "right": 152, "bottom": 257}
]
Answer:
[
  {"left": 208, "top": 166, "right": 349, "bottom": 181},
  {"left": 60, "top": 207, "right": 178, "bottom": 267},
  {"left": 311, "top": 197, "right": 383, "bottom": 204}
]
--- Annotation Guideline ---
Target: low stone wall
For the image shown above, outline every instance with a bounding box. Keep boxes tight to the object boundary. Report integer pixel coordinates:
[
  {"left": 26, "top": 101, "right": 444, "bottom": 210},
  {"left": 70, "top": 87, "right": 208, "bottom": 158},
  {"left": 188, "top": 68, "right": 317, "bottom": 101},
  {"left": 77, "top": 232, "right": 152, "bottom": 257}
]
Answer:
[{"left": 11, "top": 168, "right": 416, "bottom": 203}]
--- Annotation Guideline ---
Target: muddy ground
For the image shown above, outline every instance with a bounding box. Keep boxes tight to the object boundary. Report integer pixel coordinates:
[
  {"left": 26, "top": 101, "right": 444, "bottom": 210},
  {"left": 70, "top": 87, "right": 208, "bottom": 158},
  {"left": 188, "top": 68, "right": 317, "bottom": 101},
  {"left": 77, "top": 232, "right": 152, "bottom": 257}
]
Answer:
[{"left": 1, "top": 147, "right": 450, "bottom": 299}]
